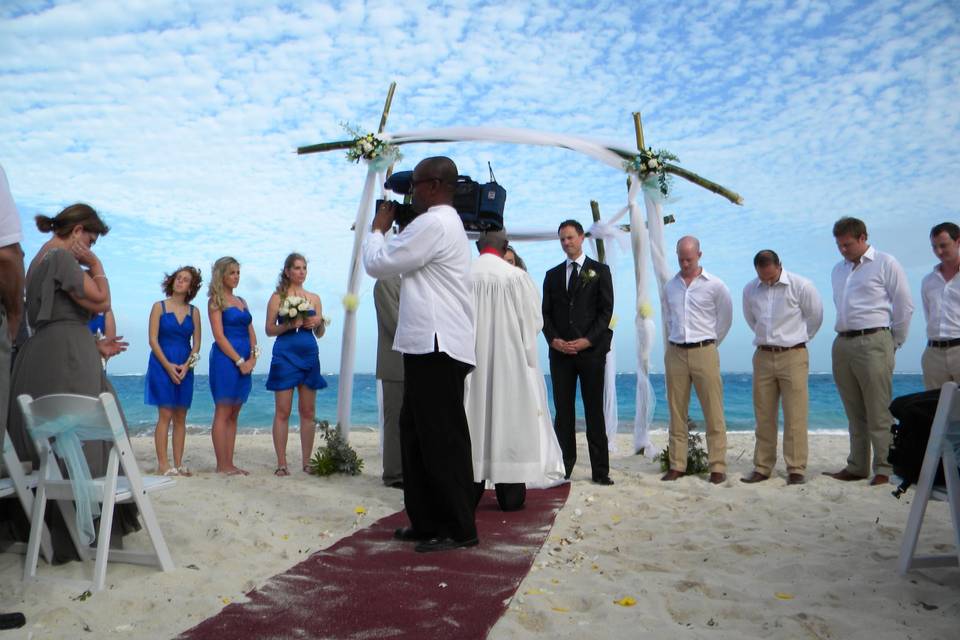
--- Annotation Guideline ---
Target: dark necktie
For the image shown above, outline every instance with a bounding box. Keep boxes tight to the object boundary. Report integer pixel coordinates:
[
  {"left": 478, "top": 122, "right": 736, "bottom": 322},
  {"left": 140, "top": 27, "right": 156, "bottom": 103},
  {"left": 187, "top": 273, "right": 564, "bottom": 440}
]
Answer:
[{"left": 568, "top": 262, "right": 580, "bottom": 291}]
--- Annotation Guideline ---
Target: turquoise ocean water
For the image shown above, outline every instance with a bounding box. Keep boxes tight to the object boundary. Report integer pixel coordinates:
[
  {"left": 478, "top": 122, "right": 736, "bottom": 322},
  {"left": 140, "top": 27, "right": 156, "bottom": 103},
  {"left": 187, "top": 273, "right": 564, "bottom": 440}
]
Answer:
[{"left": 109, "top": 373, "right": 925, "bottom": 436}]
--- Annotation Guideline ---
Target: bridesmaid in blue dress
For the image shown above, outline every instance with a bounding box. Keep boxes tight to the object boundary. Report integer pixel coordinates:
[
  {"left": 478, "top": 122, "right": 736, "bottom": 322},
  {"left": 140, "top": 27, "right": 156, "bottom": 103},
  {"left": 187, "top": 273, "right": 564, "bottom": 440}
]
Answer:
[
  {"left": 208, "top": 256, "right": 259, "bottom": 475},
  {"left": 145, "top": 266, "right": 202, "bottom": 476},
  {"left": 264, "top": 253, "right": 327, "bottom": 475}
]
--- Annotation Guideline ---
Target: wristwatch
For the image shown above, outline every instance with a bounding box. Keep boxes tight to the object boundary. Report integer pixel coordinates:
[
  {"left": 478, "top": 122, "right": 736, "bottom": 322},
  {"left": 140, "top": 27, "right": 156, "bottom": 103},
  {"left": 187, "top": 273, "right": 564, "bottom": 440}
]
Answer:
[{"left": 235, "top": 357, "right": 246, "bottom": 367}]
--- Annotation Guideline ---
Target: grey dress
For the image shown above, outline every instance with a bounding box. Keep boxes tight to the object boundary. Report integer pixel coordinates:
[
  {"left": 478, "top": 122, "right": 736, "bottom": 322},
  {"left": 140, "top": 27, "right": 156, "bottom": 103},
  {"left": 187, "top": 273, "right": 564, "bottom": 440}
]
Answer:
[{"left": 0, "top": 248, "right": 139, "bottom": 562}]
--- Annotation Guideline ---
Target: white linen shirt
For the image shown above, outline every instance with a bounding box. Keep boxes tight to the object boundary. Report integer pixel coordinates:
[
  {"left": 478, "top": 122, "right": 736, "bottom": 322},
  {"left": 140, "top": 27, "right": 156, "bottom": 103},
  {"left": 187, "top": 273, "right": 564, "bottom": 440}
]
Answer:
[
  {"left": 664, "top": 269, "right": 733, "bottom": 344},
  {"left": 742, "top": 269, "right": 823, "bottom": 347},
  {"left": 831, "top": 245, "right": 913, "bottom": 346},
  {"left": 362, "top": 204, "right": 476, "bottom": 366},
  {"left": 0, "top": 164, "right": 22, "bottom": 249},
  {"left": 921, "top": 266, "right": 960, "bottom": 340}
]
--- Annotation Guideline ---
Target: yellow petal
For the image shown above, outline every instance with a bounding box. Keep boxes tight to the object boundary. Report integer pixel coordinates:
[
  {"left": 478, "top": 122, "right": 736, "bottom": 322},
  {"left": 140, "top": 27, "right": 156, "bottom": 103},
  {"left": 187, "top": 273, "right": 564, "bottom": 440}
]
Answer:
[
  {"left": 611, "top": 515, "right": 622, "bottom": 524},
  {"left": 774, "top": 592, "right": 794, "bottom": 600},
  {"left": 551, "top": 607, "right": 570, "bottom": 613},
  {"left": 281, "top": 534, "right": 289, "bottom": 541},
  {"left": 614, "top": 596, "right": 637, "bottom": 607},
  {"left": 524, "top": 588, "right": 544, "bottom": 595},
  {"left": 222, "top": 597, "right": 231, "bottom": 604},
  {"left": 354, "top": 506, "right": 366, "bottom": 515}
]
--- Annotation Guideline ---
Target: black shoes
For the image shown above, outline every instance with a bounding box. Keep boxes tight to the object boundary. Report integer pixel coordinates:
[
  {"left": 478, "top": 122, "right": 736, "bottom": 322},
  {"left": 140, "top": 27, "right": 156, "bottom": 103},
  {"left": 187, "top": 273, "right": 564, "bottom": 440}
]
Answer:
[
  {"left": 0, "top": 613, "right": 26, "bottom": 630},
  {"left": 592, "top": 476, "right": 614, "bottom": 486},
  {"left": 414, "top": 536, "right": 480, "bottom": 553},
  {"left": 393, "top": 527, "right": 433, "bottom": 542}
]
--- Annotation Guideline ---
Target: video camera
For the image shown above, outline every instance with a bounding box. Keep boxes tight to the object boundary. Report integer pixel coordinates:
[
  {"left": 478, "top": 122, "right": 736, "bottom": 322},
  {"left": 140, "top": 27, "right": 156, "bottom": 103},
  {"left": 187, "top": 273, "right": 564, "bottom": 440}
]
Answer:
[{"left": 379, "top": 165, "right": 506, "bottom": 231}]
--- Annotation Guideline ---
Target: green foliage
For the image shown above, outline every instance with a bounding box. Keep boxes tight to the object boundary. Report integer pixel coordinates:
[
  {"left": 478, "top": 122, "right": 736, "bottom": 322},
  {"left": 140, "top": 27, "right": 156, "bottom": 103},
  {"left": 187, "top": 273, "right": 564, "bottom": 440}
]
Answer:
[
  {"left": 656, "top": 432, "right": 710, "bottom": 475},
  {"left": 308, "top": 420, "right": 364, "bottom": 477}
]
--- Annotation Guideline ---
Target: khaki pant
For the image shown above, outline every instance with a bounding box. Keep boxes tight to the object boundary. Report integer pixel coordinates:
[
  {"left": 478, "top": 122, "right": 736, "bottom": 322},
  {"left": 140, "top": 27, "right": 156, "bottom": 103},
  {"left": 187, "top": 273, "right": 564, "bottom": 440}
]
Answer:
[
  {"left": 751, "top": 348, "right": 809, "bottom": 476},
  {"left": 831, "top": 331, "right": 894, "bottom": 476},
  {"left": 0, "top": 311, "right": 9, "bottom": 451},
  {"left": 921, "top": 345, "right": 960, "bottom": 390},
  {"left": 665, "top": 343, "right": 727, "bottom": 473}
]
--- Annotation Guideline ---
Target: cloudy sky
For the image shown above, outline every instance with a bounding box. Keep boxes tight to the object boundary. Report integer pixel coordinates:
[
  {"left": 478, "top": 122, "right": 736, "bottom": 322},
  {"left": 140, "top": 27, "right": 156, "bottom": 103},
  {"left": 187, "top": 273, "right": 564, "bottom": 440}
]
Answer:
[{"left": 2, "top": 0, "right": 958, "bottom": 377}]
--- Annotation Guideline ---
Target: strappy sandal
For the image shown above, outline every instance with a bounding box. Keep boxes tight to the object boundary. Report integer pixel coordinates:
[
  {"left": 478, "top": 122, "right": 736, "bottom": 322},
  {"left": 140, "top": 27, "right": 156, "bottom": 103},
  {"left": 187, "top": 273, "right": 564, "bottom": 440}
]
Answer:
[
  {"left": 177, "top": 466, "right": 192, "bottom": 477},
  {"left": 303, "top": 465, "right": 313, "bottom": 475},
  {"left": 162, "top": 467, "right": 179, "bottom": 477},
  {"left": 274, "top": 466, "right": 289, "bottom": 476}
]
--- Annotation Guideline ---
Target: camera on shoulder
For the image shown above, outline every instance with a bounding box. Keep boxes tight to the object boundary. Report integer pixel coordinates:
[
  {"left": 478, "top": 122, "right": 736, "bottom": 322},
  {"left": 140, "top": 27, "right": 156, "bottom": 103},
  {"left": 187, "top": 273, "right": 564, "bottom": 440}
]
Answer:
[{"left": 381, "top": 166, "right": 506, "bottom": 232}]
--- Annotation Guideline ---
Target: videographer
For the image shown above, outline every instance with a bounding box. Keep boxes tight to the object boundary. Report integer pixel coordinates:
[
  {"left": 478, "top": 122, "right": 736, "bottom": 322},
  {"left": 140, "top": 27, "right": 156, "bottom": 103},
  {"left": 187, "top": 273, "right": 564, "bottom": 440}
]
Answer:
[{"left": 362, "top": 156, "right": 478, "bottom": 552}]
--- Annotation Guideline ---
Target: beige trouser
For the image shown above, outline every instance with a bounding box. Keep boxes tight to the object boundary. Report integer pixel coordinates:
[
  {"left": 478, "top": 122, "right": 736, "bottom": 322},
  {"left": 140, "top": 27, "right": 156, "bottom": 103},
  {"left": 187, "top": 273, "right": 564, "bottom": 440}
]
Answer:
[
  {"left": 666, "top": 343, "right": 727, "bottom": 473},
  {"left": 0, "top": 310, "right": 9, "bottom": 451},
  {"left": 751, "top": 348, "right": 809, "bottom": 476},
  {"left": 831, "top": 331, "right": 894, "bottom": 477},
  {"left": 921, "top": 345, "right": 960, "bottom": 390}
]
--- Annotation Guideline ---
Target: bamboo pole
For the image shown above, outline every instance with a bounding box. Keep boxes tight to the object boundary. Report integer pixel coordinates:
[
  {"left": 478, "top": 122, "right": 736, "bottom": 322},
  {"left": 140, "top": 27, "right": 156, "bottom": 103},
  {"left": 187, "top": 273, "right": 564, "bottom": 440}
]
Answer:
[
  {"left": 632, "top": 112, "right": 645, "bottom": 151},
  {"left": 590, "top": 200, "right": 606, "bottom": 264},
  {"left": 378, "top": 82, "right": 397, "bottom": 134}
]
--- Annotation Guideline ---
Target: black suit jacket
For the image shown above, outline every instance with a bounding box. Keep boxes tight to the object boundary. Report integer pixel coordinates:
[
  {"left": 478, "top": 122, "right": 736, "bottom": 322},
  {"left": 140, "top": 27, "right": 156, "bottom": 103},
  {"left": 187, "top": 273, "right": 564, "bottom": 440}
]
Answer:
[{"left": 542, "top": 256, "right": 614, "bottom": 358}]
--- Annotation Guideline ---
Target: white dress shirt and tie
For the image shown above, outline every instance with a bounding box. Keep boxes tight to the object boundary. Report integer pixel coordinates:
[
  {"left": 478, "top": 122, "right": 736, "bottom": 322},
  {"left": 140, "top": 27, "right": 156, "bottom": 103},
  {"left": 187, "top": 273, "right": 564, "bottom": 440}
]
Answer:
[
  {"left": 920, "top": 265, "right": 960, "bottom": 389},
  {"left": 830, "top": 245, "right": 913, "bottom": 479},
  {"left": 663, "top": 269, "right": 733, "bottom": 476},
  {"left": 742, "top": 269, "right": 823, "bottom": 482}
]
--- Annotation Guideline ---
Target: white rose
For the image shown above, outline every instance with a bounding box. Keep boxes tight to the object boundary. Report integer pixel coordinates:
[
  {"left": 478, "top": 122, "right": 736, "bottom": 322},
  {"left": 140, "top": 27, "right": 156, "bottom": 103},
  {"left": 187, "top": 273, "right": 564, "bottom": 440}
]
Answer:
[
  {"left": 647, "top": 159, "right": 658, "bottom": 169},
  {"left": 361, "top": 141, "right": 373, "bottom": 153},
  {"left": 297, "top": 302, "right": 310, "bottom": 312},
  {"left": 288, "top": 296, "right": 301, "bottom": 306},
  {"left": 287, "top": 308, "right": 298, "bottom": 318}
]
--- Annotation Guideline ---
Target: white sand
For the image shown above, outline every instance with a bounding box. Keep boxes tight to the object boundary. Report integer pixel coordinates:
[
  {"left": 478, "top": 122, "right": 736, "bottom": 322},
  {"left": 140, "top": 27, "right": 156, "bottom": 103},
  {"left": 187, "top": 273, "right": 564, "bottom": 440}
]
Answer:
[{"left": 1, "top": 431, "right": 958, "bottom": 639}]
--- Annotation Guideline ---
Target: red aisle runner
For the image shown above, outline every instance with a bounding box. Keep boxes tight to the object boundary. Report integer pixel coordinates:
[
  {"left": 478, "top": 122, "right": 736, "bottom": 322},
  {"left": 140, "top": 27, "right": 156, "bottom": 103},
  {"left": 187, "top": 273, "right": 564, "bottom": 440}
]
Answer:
[{"left": 176, "top": 483, "right": 570, "bottom": 640}]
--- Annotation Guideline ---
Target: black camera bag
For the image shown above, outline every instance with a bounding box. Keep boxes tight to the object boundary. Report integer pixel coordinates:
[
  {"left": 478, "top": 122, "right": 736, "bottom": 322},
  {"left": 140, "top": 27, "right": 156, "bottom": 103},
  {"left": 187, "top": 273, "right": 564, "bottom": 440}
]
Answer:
[{"left": 888, "top": 389, "right": 946, "bottom": 494}]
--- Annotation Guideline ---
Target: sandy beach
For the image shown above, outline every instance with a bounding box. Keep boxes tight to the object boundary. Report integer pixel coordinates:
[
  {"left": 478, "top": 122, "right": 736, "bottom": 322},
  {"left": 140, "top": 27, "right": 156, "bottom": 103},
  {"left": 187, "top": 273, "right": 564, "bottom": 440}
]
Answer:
[{"left": 1, "top": 430, "right": 958, "bottom": 639}]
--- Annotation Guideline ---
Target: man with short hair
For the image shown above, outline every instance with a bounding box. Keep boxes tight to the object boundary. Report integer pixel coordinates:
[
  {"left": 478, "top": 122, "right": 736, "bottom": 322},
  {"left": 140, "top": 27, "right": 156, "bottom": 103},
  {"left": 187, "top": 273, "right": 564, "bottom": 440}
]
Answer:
[
  {"left": 741, "top": 250, "right": 822, "bottom": 486},
  {"left": 826, "top": 216, "right": 913, "bottom": 486},
  {"left": 661, "top": 236, "right": 732, "bottom": 484},
  {"left": 466, "top": 231, "right": 565, "bottom": 511},
  {"left": 362, "top": 156, "right": 478, "bottom": 552},
  {"left": 920, "top": 222, "right": 960, "bottom": 389},
  {"left": 542, "top": 220, "right": 614, "bottom": 485}
]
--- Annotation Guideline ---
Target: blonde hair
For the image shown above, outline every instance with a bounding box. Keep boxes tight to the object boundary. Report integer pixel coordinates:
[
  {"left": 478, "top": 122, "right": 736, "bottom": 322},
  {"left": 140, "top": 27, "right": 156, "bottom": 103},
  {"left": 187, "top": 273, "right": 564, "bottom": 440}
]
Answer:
[
  {"left": 275, "top": 252, "right": 307, "bottom": 296},
  {"left": 208, "top": 256, "right": 239, "bottom": 310}
]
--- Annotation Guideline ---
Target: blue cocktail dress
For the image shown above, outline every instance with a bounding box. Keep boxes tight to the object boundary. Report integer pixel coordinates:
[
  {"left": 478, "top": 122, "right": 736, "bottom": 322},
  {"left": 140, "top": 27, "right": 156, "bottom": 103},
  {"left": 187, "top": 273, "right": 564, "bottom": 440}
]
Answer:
[
  {"left": 144, "top": 301, "right": 195, "bottom": 408},
  {"left": 209, "top": 304, "right": 253, "bottom": 405},
  {"left": 265, "top": 310, "right": 327, "bottom": 391}
]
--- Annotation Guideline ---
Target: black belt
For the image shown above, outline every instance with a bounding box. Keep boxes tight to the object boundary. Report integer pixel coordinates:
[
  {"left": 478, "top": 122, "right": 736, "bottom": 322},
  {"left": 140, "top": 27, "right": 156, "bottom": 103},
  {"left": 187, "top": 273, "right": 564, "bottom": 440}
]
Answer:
[
  {"left": 837, "top": 327, "right": 889, "bottom": 338},
  {"left": 928, "top": 338, "right": 960, "bottom": 348},
  {"left": 758, "top": 343, "right": 806, "bottom": 352},
  {"left": 670, "top": 339, "right": 716, "bottom": 349}
]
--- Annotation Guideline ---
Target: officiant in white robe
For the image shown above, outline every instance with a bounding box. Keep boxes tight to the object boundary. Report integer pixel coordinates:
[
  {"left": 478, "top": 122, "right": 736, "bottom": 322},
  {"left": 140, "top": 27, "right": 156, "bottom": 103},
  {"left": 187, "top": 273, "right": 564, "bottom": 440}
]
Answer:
[{"left": 466, "top": 231, "right": 566, "bottom": 511}]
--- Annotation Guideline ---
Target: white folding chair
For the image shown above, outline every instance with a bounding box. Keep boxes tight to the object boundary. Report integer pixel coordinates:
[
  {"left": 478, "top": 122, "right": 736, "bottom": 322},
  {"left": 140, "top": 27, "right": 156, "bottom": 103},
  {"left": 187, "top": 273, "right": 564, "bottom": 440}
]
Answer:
[
  {"left": 0, "top": 435, "right": 54, "bottom": 563},
  {"left": 18, "top": 392, "right": 176, "bottom": 591},
  {"left": 897, "top": 382, "right": 960, "bottom": 574}
]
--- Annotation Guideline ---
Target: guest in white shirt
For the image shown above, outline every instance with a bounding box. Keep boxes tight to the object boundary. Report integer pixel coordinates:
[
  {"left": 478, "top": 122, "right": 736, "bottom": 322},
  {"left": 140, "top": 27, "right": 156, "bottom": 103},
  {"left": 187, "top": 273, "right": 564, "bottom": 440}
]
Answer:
[
  {"left": 825, "top": 217, "right": 913, "bottom": 486},
  {"left": 362, "top": 156, "right": 478, "bottom": 553},
  {"left": 741, "top": 250, "right": 823, "bottom": 486},
  {"left": 921, "top": 222, "right": 960, "bottom": 390},
  {"left": 661, "top": 236, "right": 733, "bottom": 484}
]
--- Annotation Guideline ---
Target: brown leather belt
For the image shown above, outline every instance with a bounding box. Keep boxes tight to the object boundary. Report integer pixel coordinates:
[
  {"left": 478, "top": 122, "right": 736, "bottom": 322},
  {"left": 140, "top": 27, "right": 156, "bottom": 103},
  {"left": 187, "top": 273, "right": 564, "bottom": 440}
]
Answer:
[
  {"left": 837, "top": 327, "right": 889, "bottom": 338},
  {"left": 928, "top": 338, "right": 960, "bottom": 348},
  {"left": 670, "top": 339, "right": 716, "bottom": 349},
  {"left": 757, "top": 343, "right": 806, "bottom": 352}
]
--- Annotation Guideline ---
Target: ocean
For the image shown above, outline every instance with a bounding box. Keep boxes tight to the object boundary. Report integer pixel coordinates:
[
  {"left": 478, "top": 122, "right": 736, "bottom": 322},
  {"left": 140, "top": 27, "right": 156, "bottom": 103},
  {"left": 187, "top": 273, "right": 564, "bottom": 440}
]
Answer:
[{"left": 109, "top": 373, "right": 926, "bottom": 436}]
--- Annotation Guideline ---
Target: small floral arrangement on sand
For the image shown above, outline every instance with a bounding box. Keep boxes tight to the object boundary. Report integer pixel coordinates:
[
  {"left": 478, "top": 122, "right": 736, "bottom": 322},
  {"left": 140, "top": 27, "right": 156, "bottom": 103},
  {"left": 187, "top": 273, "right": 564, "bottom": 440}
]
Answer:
[
  {"left": 342, "top": 122, "right": 402, "bottom": 166},
  {"left": 623, "top": 147, "right": 679, "bottom": 197},
  {"left": 656, "top": 429, "right": 709, "bottom": 475},
  {"left": 308, "top": 420, "right": 364, "bottom": 476},
  {"left": 279, "top": 295, "right": 313, "bottom": 323}
]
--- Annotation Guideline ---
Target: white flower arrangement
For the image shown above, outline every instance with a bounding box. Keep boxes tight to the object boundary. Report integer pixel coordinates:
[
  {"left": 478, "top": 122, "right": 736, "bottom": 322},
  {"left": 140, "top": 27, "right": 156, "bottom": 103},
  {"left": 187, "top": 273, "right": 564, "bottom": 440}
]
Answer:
[
  {"left": 279, "top": 294, "right": 313, "bottom": 323},
  {"left": 342, "top": 122, "right": 402, "bottom": 166},
  {"left": 187, "top": 352, "right": 201, "bottom": 369},
  {"left": 582, "top": 268, "right": 598, "bottom": 283},
  {"left": 623, "top": 147, "right": 679, "bottom": 197}
]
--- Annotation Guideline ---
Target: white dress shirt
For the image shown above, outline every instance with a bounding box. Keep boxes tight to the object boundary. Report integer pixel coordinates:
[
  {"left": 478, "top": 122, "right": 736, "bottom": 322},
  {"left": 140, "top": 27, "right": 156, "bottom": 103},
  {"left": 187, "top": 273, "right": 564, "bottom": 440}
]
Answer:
[
  {"left": 921, "top": 265, "right": 960, "bottom": 340},
  {"left": 742, "top": 269, "right": 823, "bottom": 347},
  {"left": 664, "top": 269, "right": 733, "bottom": 344},
  {"left": 362, "top": 204, "right": 476, "bottom": 366},
  {"left": 565, "top": 254, "right": 585, "bottom": 290},
  {"left": 831, "top": 245, "right": 913, "bottom": 346}
]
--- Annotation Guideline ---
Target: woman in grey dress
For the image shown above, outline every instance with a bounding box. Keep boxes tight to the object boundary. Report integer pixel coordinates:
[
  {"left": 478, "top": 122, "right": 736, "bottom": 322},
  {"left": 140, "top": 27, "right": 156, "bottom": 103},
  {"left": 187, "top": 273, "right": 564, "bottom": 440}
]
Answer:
[{"left": 0, "top": 203, "right": 137, "bottom": 563}]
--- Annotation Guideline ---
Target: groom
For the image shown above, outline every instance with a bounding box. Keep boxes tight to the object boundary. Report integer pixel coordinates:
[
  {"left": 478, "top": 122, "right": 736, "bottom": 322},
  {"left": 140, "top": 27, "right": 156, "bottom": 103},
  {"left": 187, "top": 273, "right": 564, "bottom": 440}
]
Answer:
[{"left": 542, "top": 219, "right": 614, "bottom": 484}]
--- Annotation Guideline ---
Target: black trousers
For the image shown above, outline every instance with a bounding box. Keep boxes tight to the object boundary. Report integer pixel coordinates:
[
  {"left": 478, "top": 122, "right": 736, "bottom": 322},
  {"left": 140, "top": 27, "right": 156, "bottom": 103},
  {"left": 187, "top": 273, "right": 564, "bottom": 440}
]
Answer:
[
  {"left": 400, "top": 351, "right": 477, "bottom": 541},
  {"left": 473, "top": 482, "right": 526, "bottom": 511},
  {"left": 549, "top": 352, "right": 609, "bottom": 479}
]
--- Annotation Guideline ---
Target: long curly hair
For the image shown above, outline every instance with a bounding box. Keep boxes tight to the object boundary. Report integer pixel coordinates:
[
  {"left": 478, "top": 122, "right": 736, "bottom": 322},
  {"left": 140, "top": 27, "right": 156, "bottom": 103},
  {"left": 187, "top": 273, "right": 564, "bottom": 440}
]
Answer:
[
  {"left": 35, "top": 203, "right": 110, "bottom": 238},
  {"left": 162, "top": 266, "right": 203, "bottom": 302},
  {"left": 208, "top": 257, "right": 239, "bottom": 310},
  {"left": 275, "top": 252, "right": 307, "bottom": 296}
]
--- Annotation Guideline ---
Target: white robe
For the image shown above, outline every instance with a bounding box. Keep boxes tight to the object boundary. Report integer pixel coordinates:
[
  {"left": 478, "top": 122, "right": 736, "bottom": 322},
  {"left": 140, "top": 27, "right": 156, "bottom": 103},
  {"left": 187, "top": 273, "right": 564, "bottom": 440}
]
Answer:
[{"left": 465, "top": 254, "right": 566, "bottom": 488}]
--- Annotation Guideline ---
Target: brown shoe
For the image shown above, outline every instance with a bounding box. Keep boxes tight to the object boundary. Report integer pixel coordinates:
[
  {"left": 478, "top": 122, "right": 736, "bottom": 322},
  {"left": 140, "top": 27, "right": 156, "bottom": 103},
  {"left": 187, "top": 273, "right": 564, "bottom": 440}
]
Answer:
[
  {"left": 822, "top": 469, "right": 867, "bottom": 481},
  {"left": 661, "top": 469, "right": 684, "bottom": 481},
  {"left": 708, "top": 472, "right": 727, "bottom": 484},
  {"left": 740, "top": 471, "right": 769, "bottom": 484},
  {"left": 787, "top": 473, "right": 806, "bottom": 485},
  {"left": 869, "top": 474, "right": 890, "bottom": 486}
]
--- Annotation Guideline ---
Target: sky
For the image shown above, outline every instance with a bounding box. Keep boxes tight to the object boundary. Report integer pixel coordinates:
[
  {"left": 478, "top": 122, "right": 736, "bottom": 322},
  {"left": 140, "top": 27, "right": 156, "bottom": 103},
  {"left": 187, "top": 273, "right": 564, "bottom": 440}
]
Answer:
[{"left": 1, "top": 0, "right": 958, "bottom": 377}]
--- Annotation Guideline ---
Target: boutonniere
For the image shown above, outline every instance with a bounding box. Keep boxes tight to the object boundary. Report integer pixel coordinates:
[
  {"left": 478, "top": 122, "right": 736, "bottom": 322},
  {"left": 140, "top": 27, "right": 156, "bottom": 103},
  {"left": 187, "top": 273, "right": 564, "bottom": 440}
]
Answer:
[{"left": 581, "top": 268, "right": 598, "bottom": 283}]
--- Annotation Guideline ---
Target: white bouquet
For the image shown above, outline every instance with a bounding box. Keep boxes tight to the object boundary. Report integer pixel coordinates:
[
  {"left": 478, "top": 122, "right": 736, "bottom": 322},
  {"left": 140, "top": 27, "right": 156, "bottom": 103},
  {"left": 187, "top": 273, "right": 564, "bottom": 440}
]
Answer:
[{"left": 279, "top": 294, "right": 313, "bottom": 323}]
